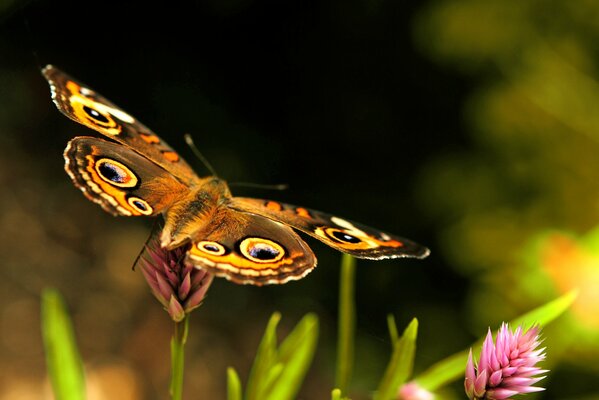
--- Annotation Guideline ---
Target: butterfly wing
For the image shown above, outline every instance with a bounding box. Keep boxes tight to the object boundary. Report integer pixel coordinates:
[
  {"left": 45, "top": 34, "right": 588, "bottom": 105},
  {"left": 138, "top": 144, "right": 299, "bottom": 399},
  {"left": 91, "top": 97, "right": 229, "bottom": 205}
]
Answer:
[
  {"left": 43, "top": 65, "right": 197, "bottom": 185},
  {"left": 229, "top": 198, "right": 430, "bottom": 260},
  {"left": 186, "top": 209, "right": 316, "bottom": 285},
  {"left": 65, "top": 136, "right": 189, "bottom": 216}
]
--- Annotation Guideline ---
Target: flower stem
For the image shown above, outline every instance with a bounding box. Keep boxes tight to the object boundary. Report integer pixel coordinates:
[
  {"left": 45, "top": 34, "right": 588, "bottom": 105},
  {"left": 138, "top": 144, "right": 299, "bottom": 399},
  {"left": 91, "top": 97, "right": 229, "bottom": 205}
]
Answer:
[
  {"left": 170, "top": 315, "right": 189, "bottom": 400},
  {"left": 335, "top": 254, "right": 356, "bottom": 396}
]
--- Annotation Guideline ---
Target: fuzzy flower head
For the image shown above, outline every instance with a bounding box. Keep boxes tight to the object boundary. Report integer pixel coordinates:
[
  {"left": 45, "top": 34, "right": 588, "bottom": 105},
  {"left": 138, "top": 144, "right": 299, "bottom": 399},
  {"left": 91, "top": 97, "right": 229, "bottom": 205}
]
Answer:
[
  {"left": 465, "top": 323, "right": 547, "bottom": 400},
  {"left": 137, "top": 236, "right": 213, "bottom": 322}
]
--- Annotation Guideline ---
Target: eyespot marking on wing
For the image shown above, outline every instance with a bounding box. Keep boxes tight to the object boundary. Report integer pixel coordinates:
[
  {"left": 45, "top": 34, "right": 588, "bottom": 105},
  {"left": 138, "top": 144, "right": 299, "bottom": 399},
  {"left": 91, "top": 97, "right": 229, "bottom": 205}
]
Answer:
[
  {"left": 312, "top": 216, "right": 407, "bottom": 251},
  {"left": 127, "top": 196, "right": 153, "bottom": 215},
  {"left": 66, "top": 80, "right": 136, "bottom": 123},
  {"left": 238, "top": 237, "right": 285, "bottom": 263},
  {"left": 325, "top": 228, "right": 363, "bottom": 244},
  {"left": 83, "top": 105, "right": 110, "bottom": 124},
  {"left": 95, "top": 158, "right": 139, "bottom": 188},
  {"left": 196, "top": 241, "right": 228, "bottom": 256},
  {"left": 65, "top": 82, "right": 122, "bottom": 135}
]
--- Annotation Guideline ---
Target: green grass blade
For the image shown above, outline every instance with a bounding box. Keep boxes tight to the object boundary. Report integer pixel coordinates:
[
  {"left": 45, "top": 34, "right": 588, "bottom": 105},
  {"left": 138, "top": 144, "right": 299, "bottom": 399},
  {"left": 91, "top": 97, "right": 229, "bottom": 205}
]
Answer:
[
  {"left": 335, "top": 254, "right": 356, "bottom": 396},
  {"left": 41, "top": 288, "right": 85, "bottom": 400},
  {"left": 265, "top": 313, "right": 319, "bottom": 400},
  {"left": 415, "top": 290, "right": 578, "bottom": 390},
  {"left": 227, "top": 367, "right": 243, "bottom": 400},
  {"left": 247, "top": 312, "right": 281, "bottom": 400},
  {"left": 374, "top": 318, "right": 418, "bottom": 400}
]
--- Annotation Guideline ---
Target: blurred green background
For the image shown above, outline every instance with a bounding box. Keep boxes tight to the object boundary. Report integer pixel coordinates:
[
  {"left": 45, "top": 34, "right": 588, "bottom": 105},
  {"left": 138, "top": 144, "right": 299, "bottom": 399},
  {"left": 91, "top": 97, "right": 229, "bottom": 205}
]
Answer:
[{"left": 1, "top": 0, "right": 598, "bottom": 399}]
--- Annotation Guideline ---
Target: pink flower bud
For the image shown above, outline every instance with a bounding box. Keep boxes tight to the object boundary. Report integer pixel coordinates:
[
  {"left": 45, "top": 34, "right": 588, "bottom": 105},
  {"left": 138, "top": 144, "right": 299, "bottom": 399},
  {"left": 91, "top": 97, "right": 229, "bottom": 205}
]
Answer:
[
  {"left": 137, "top": 235, "right": 213, "bottom": 321},
  {"left": 465, "top": 323, "right": 546, "bottom": 400}
]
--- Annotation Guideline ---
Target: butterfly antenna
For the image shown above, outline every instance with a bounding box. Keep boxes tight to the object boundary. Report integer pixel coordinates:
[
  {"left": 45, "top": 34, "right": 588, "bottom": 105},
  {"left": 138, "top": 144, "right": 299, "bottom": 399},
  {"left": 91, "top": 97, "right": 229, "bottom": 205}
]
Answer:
[
  {"left": 185, "top": 133, "right": 286, "bottom": 191},
  {"left": 184, "top": 133, "right": 219, "bottom": 177},
  {"left": 229, "top": 182, "right": 289, "bottom": 191}
]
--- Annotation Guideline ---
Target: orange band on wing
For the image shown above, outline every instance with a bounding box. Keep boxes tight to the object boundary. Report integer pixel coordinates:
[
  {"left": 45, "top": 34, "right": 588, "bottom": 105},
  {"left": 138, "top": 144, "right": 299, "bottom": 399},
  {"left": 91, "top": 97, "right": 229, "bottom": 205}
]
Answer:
[
  {"left": 66, "top": 81, "right": 122, "bottom": 136},
  {"left": 189, "top": 247, "right": 293, "bottom": 271}
]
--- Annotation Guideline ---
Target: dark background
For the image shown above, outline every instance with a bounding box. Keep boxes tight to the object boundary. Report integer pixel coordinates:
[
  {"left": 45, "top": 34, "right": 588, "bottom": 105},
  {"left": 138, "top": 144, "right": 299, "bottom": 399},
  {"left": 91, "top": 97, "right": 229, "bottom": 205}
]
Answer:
[{"left": 2, "top": 0, "right": 595, "bottom": 399}]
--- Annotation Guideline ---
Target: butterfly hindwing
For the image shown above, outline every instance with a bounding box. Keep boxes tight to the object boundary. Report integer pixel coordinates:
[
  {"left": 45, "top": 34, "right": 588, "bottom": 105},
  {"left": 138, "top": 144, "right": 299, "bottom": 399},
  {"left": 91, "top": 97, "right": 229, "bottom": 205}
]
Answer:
[
  {"left": 43, "top": 65, "right": 197, "bottom": 185},
  {"left": 65, "top": 137, "right": 189, "bottom": 216},
  {"left": 229, "top": 198, "right": 430, "bottom": 260},
  {"left": 186, "top": 210, "right": 316, "bottom": 285}
]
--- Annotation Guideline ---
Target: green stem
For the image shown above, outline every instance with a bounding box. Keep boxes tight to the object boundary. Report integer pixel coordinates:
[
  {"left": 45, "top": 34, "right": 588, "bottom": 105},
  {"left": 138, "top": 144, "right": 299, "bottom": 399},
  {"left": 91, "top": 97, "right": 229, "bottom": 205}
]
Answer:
[
  {"left": 335, "top": 254, "right": 356, "bottom": 396},
  {"left": 170, "top": 315, "right": 189, "bottom": 400}
]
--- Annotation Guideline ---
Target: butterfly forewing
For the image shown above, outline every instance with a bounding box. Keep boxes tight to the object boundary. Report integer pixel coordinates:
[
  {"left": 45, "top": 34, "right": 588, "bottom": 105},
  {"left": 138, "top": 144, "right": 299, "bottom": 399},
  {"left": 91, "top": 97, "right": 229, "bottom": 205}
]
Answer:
[
  {"left": 43, "top": 65, "right": 198, "bottom": 185},
  {"left": 229, "top": 198, "right": 430, "bottom": 260}
]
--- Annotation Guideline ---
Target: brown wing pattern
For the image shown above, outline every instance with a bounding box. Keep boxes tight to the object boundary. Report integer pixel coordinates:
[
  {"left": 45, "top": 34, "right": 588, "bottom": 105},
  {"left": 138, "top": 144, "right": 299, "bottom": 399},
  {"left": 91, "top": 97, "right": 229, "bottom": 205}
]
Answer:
[
  {"left": 43, "top": 65, "right": 198, "bottom": 185},
  {"left": 229, "top": 198, "right": 430, "bottom": 260},
  {"left": 187, "top": 209, "right": 316, "bottom": 285},
  {"left": 64, "top": 137, "right": 189, "bottom": 216}
]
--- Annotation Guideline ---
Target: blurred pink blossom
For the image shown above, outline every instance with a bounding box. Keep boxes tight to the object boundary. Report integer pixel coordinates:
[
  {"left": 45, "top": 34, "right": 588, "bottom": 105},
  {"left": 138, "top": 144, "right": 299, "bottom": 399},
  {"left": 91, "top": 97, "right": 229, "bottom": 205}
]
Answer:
[{"left": 398, "top": 381, "right": 434, "bottom": 400}]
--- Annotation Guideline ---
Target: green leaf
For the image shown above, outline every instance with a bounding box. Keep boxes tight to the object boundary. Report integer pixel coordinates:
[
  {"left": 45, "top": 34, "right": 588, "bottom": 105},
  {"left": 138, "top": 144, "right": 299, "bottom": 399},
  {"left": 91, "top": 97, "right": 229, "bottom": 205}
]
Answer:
[
  {"left": 247, "top": 312, "right": 281, "bottom": 400},
  {"left": 415, "top": 290, "right": 578, "bottom": 390},
  {"left": 261, "top": 362, "right": 284, "bottom": 395},
  {"left": 374, "top": 318, "right": 418, "bottom": 400},
  {"left": 335, "top": 254, "right": 356, "bottom": 396},
  {"left": 510, "top": 289, "right": 578, "bottom": 329},
  {"left": 227, "top": 367, "right": 242, "bottom": 400},
  {"left": 386, "top": 315, "right": 399, "bottom": 345},
  {"left": 41, "top": 288, "right": 85, "bottom": 400},
  {"left": 240, "top": 313, "right": 319, "bottom": 400},
  {"left": 266, "top": 313, "right": 319, "bottom": 400}
]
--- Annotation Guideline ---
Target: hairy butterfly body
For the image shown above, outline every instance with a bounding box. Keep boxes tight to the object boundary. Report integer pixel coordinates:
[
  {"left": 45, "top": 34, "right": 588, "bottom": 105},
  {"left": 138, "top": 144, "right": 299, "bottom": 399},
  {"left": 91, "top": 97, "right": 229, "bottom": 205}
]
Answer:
[{"left": 44, "top": 65, "right": 429, "bottom": 285}]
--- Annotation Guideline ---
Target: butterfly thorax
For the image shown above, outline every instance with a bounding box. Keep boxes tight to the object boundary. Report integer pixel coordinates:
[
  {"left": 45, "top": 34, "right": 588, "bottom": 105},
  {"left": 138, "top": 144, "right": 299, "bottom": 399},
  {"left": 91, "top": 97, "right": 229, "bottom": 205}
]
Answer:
[{"left": 160, "top": 177, "right": 232, "bottom": 249}]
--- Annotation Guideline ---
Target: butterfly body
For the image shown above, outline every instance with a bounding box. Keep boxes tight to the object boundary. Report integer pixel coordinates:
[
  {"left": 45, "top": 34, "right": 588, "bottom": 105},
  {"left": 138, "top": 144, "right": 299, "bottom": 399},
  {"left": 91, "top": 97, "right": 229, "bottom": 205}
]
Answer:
[
  {"left": 161, "top": 177, "right": 232, "bottom": 249},
  {"left": 44, "top": 65, "right": 429, "bottom": 285}
]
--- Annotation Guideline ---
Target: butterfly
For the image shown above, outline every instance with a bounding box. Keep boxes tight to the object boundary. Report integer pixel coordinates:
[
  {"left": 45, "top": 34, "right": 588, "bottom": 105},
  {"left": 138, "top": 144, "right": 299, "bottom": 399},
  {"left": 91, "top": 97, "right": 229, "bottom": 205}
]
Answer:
[{"left": 42, "top": 65, "right": 429, "bottom": 286}]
